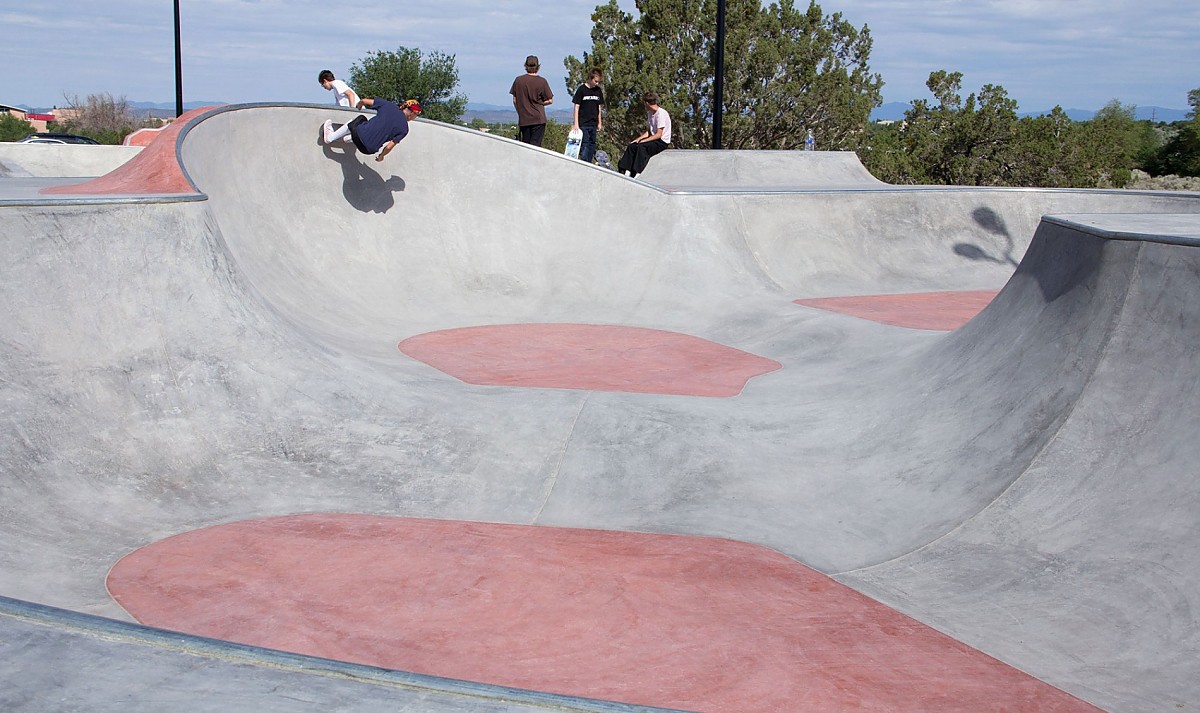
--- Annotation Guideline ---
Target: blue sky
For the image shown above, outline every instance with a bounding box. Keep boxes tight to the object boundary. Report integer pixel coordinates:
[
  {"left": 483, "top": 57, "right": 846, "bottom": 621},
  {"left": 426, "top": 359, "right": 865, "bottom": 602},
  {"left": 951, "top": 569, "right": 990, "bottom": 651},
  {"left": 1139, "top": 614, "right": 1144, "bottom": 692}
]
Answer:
[{"left": 3, "top": 0, "right": 1196, "bottom": 112}]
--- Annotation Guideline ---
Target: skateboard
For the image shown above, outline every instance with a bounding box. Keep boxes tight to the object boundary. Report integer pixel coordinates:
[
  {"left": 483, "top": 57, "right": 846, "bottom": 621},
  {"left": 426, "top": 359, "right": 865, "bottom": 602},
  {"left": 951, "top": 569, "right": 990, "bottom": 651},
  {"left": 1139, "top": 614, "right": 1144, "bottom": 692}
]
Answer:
[{"left": 564, "top": 128, "right": 582, "bottom": 159}]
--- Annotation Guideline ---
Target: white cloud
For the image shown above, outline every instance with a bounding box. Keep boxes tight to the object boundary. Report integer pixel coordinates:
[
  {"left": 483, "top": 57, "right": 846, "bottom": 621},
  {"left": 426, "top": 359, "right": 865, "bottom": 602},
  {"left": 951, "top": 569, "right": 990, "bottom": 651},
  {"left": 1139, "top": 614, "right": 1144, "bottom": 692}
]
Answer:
[
  {"left": 2, "top": 0, "right": 1195, "bottom": 111},
  {"left": 831, "top": 0, "right": 1199, "bottom": 109}
]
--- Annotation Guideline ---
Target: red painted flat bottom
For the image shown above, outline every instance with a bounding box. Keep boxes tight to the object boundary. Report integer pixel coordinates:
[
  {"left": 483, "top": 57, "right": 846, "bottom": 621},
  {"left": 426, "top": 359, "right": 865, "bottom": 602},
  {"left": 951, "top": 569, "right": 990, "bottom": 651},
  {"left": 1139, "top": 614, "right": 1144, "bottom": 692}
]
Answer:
[
  {"left": 795, "top": 290, "right": 999, "bottom": 330},
  {"left": 108, "top": 514, "right": 1098, "bottom": 712},
  {"left": 398, "top": 323, "right": 781, "bottom": 397}
]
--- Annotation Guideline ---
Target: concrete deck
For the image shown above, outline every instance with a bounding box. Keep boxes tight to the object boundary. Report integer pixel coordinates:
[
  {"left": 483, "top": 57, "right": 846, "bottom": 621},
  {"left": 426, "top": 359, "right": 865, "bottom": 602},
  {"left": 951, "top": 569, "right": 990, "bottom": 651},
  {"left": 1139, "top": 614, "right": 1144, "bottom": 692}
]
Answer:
[{"left": 2, "top": 103, "right": 1199, "bottom": 711}]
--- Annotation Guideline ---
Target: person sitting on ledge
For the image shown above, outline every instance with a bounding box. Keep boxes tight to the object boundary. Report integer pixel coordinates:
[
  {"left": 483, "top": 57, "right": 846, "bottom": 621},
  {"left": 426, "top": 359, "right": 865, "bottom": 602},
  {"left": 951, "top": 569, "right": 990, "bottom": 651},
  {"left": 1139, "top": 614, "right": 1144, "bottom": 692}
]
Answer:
[{"left": 617, "top": 91, "right": 671, "bottom": 179}]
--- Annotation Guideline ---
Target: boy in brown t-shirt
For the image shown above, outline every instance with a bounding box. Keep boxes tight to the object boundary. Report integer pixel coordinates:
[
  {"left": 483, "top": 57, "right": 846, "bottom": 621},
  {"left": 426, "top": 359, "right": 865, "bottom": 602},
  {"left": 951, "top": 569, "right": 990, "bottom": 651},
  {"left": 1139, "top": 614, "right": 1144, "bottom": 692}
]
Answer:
[{"left": 510, "top": 55, "right": 554, "bottom": 147}]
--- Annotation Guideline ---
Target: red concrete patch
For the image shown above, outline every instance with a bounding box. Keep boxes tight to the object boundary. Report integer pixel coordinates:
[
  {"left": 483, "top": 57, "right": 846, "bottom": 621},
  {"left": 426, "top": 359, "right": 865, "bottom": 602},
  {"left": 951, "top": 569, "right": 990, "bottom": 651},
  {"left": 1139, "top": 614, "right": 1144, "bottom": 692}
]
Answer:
[
  {"left": 122, "top": 126, "right": 167, "bottom": 147},
  {"left": 40, "top": 106, "right": 218, "bottom": 196},
  {"left": 107, "top": 514, "right": 1099, "bottom": 712},
  {"left": 398, "top": 323, "right": 781, "bottom": 397},
  {"left": 795, "top": 290, "right": 999, "bottom": 330}
]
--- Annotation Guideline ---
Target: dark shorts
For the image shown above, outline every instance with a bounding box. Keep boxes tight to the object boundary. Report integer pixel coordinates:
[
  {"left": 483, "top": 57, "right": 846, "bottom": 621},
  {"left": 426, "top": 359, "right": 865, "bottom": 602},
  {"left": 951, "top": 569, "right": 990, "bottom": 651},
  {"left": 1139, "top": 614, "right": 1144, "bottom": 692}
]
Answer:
[{"left": 347, "top": 115, "right": 370, "bottom": 153}]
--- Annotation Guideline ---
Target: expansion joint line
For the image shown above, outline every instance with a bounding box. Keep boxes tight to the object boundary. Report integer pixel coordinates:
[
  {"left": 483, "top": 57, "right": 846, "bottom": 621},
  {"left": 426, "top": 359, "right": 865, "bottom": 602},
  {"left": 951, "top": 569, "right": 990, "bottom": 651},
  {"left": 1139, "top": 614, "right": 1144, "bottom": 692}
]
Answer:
[{"left": 531, "top": 391, "right": 591, "bottom": 524}]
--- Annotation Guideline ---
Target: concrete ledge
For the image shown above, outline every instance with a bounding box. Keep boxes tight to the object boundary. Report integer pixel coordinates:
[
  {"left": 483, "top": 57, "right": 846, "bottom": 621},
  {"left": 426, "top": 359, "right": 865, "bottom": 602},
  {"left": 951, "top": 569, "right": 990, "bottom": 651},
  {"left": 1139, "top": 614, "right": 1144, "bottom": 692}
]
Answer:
[{"left": 0, "top": 143, "right": 141, "bottom": 177}]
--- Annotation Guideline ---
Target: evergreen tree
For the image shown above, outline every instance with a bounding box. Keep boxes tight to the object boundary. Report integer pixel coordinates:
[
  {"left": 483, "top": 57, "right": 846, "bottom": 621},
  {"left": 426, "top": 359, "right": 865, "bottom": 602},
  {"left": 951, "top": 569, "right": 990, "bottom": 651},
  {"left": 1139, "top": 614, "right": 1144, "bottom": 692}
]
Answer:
[
  {"left": 564, "top": 0, "right": 882, "bottom": 152},
  {"left": 887, "top": 71, "right": 1020, "bottom": 186},
  {"left": 1009, "top": 108, "right": 1090, "bottom": 188},
  {"left": 0, "top": 112, "right": 33, "bottom": 142},
  {"left": 1148, "top": 89, "right": 1200, "bottom": 177},
  {"left": 349, "top": 47, "right": 468, "bottom": 124}
]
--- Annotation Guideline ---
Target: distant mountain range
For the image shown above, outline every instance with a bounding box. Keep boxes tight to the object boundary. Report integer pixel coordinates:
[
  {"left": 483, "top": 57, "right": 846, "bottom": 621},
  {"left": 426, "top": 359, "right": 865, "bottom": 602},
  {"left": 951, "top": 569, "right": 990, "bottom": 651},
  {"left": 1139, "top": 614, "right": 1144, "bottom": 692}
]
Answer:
[
  {"left": 13, "top": 100, "right": 1188, "bottom": 124},
  {"left": 127, "top": 101, "right": 225, "bottom": 117},
  {"left": 13, "top": 100, "right": 224, "bottom": 120},
  {"left": 464, "top": 101, "right": 1191, "bottom": 124},
  {"left": 462, "top": 103, "right": 574, "bottom": 124}
]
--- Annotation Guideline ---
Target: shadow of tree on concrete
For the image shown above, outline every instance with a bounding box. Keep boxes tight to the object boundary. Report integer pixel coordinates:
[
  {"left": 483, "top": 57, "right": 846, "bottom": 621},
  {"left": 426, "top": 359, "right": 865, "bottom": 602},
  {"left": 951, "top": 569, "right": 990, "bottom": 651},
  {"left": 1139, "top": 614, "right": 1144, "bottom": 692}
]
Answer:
[{"left": 953, "top": 207, "right": 1020, "bottom": 267}]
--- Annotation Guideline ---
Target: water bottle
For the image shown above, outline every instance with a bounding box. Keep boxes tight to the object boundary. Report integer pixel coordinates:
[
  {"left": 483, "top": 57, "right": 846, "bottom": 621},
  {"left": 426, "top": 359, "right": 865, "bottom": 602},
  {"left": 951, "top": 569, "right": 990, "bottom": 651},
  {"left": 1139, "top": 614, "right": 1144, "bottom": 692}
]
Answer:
[{"left": 804, "top": 130, "right": 815, "bottom": 151}]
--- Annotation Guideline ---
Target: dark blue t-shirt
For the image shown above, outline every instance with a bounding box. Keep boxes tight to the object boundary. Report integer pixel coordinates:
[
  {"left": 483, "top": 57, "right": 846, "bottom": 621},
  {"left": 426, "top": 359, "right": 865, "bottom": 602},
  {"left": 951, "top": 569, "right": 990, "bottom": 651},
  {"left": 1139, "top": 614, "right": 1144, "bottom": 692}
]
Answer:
[{"left": 352, "top": 98, "right": 409, "bottom": 153}]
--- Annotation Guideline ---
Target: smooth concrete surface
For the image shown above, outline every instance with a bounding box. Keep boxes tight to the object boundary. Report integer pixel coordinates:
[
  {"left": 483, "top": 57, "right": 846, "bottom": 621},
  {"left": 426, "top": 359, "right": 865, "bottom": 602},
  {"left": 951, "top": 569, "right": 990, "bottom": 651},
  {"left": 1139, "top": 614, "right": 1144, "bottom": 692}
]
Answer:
[
  {"left": 634, "top": 149, "right": 886, "bottom": 190},
  {"left": 0, "top": 176, "right": 117, "bottom": 202},
  {"left": 2, "top": 103, "right": 1200, "bottom": 710},
  {"left": 0, "top": 142, "right": 141, "bottom": 177},
  {"left": 0, "top": 596, "right": 680, "bottom": 713},
  {"left": 839, "top": 216, "right": 1200, "bottom": 711}
]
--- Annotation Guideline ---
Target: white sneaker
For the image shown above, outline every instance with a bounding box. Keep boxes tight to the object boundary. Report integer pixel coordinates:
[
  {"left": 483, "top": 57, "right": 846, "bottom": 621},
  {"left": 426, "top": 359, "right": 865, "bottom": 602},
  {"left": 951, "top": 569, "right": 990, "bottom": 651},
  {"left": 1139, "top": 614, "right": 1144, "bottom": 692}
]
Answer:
[
  {"left": 322, "top": 120, "right": 334, "bottom": 144},
  {"left": 342, "top": 134, "right": 353, "bottom": 144}
]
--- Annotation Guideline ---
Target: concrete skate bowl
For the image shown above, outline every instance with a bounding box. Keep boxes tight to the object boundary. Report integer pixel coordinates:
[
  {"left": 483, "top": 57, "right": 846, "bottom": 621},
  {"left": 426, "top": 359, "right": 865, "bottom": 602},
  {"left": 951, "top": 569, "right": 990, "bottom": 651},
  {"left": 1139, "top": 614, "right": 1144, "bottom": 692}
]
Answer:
[{"left": 2, "top": 103, "right": 1200, "bottom": 711}]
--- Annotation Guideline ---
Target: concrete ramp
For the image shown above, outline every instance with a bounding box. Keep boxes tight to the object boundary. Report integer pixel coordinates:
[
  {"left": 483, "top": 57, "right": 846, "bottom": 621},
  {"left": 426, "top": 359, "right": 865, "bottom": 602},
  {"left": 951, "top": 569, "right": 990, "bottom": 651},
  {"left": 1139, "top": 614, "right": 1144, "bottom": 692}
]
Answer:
[
  {"left": 842, "top": 215, "right": 1200, "bottom": 712},
  {"left": 0, "top": 143, "right": 140, "bottom": 177},
  {"left": 2, "top": 103, "right": 1200, "bottom": 711}
]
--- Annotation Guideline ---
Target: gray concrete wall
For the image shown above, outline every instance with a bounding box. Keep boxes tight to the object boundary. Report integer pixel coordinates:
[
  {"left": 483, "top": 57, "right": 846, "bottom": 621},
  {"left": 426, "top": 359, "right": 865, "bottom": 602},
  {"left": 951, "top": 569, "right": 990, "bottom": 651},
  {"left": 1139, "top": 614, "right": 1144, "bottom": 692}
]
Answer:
[{"left": 0, "top": 143, "right": 141, "bottom": 177}]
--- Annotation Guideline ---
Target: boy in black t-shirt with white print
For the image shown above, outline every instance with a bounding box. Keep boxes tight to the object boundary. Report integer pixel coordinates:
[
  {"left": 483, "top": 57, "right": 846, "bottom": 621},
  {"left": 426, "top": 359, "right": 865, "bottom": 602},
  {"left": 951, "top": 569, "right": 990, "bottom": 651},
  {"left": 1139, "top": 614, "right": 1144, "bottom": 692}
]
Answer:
[{"left": 571, "top": 68, "right": 605, "bottom": 163}]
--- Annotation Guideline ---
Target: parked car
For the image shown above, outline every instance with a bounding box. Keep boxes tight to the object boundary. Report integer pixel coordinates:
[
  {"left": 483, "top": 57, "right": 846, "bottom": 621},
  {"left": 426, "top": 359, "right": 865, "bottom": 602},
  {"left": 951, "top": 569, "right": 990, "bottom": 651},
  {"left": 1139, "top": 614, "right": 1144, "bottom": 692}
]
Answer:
[{"left": 16, "top": 133, "right": 100, "bottom": 145}]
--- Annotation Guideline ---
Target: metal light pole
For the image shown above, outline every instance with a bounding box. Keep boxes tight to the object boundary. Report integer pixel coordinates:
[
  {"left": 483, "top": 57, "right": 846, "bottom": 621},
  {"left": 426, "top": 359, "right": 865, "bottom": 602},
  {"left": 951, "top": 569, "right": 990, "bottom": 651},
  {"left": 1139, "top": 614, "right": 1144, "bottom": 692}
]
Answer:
[
  {"left": 712, "top": 0, "right": 726, "bottom": 149},
  {"left": 174, "top": 0, "right": 184, "bottom": 118}
]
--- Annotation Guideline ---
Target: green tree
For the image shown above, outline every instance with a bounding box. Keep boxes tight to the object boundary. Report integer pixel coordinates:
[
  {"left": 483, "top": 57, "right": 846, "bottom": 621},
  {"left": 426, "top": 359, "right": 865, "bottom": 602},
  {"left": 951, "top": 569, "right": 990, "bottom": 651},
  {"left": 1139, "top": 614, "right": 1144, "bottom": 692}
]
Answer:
[
  {"left": 1152, "top": 124, "right": 1200, "bottom": 177},
  {"left": 1008, "top": 107, "right": 1091, "bottom": 188},
  {"left": 1078, "top": 100, "right": 1151, "bottom": 187},
  {"left": 1148, "top": 88, "right": 1200, "bottom": 177},
  {"left": 564, "top": 0, "right": 881, "bottom": 152},
  {"left": 858, "top": 121, "right": 916, "bottom": 183},
  {"left": 349, "top": 47, "right": 468, "bottom": 123},
  {"left": 543, "top": 121, "right": 572, "bottom": 154},
  {"left": 888, "top": 71, "right": 1021, "bottom": 186},
  {"left": 0, "top": 112, "right": 33, "bottom": 141},
  {"left": 861, "top": 74, "right": 1180, "bottom": 188}
]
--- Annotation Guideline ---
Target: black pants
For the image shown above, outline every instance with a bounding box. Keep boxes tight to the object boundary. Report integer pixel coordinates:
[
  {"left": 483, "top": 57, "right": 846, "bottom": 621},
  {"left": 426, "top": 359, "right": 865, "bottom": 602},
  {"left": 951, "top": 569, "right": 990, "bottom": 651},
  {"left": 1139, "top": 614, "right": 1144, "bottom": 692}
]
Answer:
[
  {"left": 518, "top": 123, "right": 546, "bottom": 147},
  {"left": 617, "top": 139, "right": 668, "bottom": 178},
  {"left": 347, "top": 114, "right": 370, "bottom": 153}
]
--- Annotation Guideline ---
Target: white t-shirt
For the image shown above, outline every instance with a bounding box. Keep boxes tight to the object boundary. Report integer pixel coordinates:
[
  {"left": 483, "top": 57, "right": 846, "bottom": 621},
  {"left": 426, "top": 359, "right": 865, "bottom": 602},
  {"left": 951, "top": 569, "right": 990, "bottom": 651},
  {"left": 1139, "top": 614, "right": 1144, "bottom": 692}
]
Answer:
[
  {"left": 330, "top": 79, "right": 355, "bottom": 107},
  {"left": 648, "top": 106, "right": 672, "bottom": 144}
]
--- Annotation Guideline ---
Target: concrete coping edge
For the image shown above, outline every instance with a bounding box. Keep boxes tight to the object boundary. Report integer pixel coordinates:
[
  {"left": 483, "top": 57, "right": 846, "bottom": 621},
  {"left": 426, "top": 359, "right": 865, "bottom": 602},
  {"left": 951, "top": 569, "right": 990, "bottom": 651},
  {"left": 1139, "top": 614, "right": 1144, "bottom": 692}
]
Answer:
[
  {"left": 0, "top": 594, "right": 692, "bottom": 713},
  {"left": 1043, "top": 214, "right": 1200, "bottom": 247}
]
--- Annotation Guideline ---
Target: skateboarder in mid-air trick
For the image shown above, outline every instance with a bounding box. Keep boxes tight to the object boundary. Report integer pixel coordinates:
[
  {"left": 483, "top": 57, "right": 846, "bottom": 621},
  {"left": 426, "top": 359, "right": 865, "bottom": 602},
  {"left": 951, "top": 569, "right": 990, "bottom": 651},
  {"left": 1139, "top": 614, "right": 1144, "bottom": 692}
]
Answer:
[{"left": 323, "top": 97, "right": 421, "bottom": 162}]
